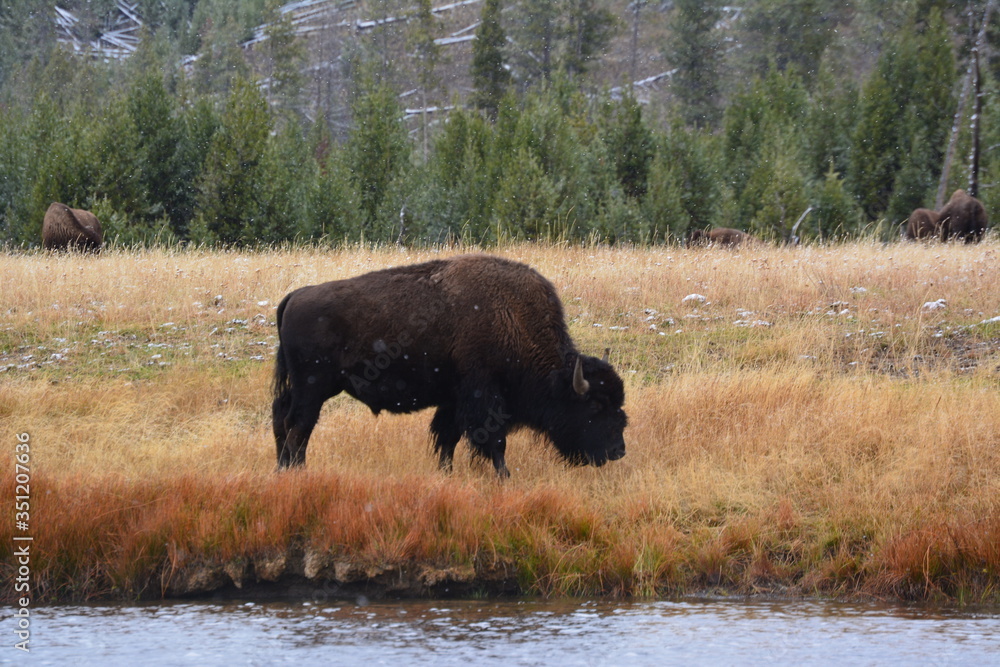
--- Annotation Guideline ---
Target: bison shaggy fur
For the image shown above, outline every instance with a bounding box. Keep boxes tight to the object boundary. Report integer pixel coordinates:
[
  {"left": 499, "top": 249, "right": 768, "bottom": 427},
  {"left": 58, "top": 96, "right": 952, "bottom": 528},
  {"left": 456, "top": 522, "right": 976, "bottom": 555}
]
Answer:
[
  {"left": 904, "top": 208, "right": 941, "bottom": 240},
  {"left": 938, "top": 189, "right": 988, "bottom": 243},
  {"left": 272, "top": 254, "right": 628, "bottom": 478},
  {"left": 689, "top": 227, "right": 749, "bottom": 247},
  {"left": 42, "top": 202, "right": 103, "bottom": 252}
]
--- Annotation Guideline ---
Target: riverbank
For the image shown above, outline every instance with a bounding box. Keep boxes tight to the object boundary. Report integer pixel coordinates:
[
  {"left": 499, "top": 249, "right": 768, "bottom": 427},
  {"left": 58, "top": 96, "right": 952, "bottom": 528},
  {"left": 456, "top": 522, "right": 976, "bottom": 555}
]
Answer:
[{"left": 1, "top": 242, "right": 998, "bottom": 605}]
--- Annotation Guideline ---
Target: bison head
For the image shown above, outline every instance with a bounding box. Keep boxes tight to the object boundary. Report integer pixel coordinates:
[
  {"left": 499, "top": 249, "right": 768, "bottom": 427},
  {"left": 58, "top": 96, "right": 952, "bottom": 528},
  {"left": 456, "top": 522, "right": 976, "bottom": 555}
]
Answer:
[{"left": 543, "top": 352, "right": 627, "bottom": 467}]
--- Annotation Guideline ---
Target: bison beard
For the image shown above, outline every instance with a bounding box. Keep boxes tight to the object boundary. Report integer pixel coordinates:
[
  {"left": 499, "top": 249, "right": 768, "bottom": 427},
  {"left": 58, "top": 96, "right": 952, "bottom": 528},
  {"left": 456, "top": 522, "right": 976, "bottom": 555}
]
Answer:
[{"left": 272, "top": 254, "right": 627, "bottom": 478}]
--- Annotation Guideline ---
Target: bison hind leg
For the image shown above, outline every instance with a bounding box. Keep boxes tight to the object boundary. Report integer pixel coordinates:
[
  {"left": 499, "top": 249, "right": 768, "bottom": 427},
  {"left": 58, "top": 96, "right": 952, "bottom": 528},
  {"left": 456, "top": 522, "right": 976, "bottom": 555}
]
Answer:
[
  {"left": 272, "top": 387, "right": 293, "bottom": 464},
  {"left": 431, "top": 404, "right": 461, "bottom": 472},
  {"left": 276, "top": 392, "right": 327, "bottom": 468}
]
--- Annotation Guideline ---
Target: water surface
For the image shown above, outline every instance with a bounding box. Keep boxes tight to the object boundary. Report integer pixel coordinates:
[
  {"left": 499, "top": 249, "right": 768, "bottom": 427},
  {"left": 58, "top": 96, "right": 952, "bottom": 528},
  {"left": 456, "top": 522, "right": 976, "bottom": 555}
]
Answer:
[{"left": 11, "top": 597, "right": 1000, "bottom": 666}]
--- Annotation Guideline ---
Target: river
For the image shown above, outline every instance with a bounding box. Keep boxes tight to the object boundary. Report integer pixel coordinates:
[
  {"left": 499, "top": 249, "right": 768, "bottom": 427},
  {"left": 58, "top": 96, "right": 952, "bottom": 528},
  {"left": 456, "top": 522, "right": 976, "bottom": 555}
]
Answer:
[{"left": 8, "top": 597, "right": 999, "bottom": 666}]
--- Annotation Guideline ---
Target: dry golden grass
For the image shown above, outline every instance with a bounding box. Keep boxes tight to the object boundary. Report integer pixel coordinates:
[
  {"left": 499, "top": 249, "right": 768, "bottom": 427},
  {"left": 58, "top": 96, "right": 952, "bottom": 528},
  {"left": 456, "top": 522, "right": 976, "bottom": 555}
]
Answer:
[{"left": 1, "top": 241, "right": 999, "bottom": 603}]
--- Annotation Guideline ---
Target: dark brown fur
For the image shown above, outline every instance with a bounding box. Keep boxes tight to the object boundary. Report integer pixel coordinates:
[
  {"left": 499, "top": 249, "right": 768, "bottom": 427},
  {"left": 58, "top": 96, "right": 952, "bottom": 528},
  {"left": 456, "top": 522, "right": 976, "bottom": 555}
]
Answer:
[
  {"left": 272, "top": 254, "right": 627, "bottom": 477},
  {"left": 938, "top": 190, "right": 988, "bottom": 243},
  {"left": 688, "top": 227, "right": 749, "bottom": 247},
  {"left": 904, "top": 208, "right": 941, "bottom": 240},
  {"left": 42, "top": 202, "right": 103, "bottom": 252}
]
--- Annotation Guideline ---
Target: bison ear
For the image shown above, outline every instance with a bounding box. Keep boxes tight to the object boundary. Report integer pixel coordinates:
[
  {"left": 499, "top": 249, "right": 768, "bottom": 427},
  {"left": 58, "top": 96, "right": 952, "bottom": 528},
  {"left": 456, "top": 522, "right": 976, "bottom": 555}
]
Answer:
[{"left": 572, "top": 356, "right": 590, "bottom": 395}]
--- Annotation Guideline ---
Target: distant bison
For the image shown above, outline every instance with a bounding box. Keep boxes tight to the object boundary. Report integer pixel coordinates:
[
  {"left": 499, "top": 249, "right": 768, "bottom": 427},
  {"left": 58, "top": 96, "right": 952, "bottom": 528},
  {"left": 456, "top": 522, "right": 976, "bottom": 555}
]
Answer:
[
  {"left": 938, "top": 189, "right": 988, "bottom": 243},
  {"left": 904, "top": 208, "right": 941, "bottom": 240},
  {"left": 42, "top": 202, "right": 103, "bottom": 252},
  {"left": 688, "top": 228, "right": 749, "bottom": 247},
  {"left": 272, "top": 254, "right": 628, "bottom": 478}
]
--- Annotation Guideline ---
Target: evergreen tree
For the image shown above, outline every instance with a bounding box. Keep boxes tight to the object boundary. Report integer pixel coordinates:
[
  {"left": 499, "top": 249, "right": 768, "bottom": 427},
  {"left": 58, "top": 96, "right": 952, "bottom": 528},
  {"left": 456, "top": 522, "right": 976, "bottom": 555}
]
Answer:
[
  {"left": 193, "top": 76, "right": 271, "bottom": 245},
  {"left": 663, "top": 0, "right": 723, "bottom": 128},
  {"left": 745, "top": 135, "right": 811, "bottom": 242},
  {"left": 602, "top": 93, "right": 654, "bottom": 200},
  {"left": 409, "top": 0, "right": 442, "bottom": 162},
  {"left": 644, "top": 120, "right": 724, "bottom": 240},
  {"left": 802, "top": 63, "right": 859, "bottom": 179},
  {"left": 307, "top": 117, "right": 364, "bottom": 241},
  {"left": 258, "top": 119, "right": 311, "bottom": 243},
  {"left": 737, "top": 0, "right": 846, "bottom": 84},
  {"left": 262, "top": 0, "right": 306, "bottom": 123},
  {"left": 493, "top": 147, "right": 557, "bottom": 240},
  {"left": 509, "top": 0, "right": 616, "bottom": 86},
  {"left": 849, "top": 12, "right": 954, "bottom": 218},
  {"left": 0, "top": 105, "right": 32, "bottom": 243},
  {"left": 511, "top": 0, "right": 559, "bottom": 85},
  {"left": 191, "top": 15, "right": 250, "bottom": 98},
  {"left": 92, "top": 94, "right": 150, "bottom": 226},
  {"left": 346, "top": 70, "right": 410, "bottom": 234},
  {"left": 170, "top": 97, "right": 220, "bottom": 238},
  {"left": 722, "top": 67, "right": 808, "bottom": 215},
  {"left": 126, "top": 72, "right": 182, "bottom": 224},
  {"left": 471, "top": 0, "right": 510, "bottom": 121},
  {"left": 563, "top": 0, "right": 619, "bottom": 80},
  {"left": 811, "top": 161, "right": 863, "bottom": 239}
]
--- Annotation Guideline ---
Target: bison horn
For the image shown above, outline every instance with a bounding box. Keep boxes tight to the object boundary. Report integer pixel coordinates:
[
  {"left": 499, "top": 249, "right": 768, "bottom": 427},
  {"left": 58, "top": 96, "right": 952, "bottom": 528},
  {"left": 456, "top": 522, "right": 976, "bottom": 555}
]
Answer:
[
  {"left": 602, "top": 348, "right": 610, "bottom": 363},
  {"left": 573, "top": 357, "right": 590, "bottom": 395}
]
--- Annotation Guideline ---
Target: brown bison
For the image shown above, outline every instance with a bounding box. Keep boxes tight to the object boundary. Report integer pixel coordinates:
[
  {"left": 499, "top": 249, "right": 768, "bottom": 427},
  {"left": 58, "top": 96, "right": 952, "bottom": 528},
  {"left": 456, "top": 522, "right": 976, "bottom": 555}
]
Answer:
[
  {"left": 938, "top": 189, "right": 988, "bottom": 243},
  {"left": 272, "top": 254, "right": 628, "bottom": 478},
  {"left": 688, "top": 227, "right": 749, "bottom": 247},
  {"left": 904, "top": 208, "right": 941, "bottom": 240},
  {"left": 42, "top": 202, "right": 103, "bottom": 252}
]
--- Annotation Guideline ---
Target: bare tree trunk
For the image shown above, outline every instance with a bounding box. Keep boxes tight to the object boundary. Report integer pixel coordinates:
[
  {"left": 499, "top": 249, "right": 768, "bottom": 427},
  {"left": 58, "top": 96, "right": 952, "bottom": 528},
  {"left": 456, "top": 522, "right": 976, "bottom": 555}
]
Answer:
[
  {"left": 969, "top": 48, "right": 982, "bottom": 198},
  {"left": 630, "top": 1, "right": 644, "bottom": 89},
  {"left": 936, "top": 0, "right": 996, "bottom": 207}
]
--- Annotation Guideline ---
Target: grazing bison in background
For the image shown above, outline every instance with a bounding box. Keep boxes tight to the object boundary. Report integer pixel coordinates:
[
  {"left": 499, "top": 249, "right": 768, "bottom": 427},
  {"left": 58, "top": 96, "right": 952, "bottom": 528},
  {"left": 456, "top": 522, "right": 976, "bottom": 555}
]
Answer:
[
  {"left": 272, "top": 254, "right": 628, "bottom": 478},
  {"left": 938, "top": 189, "right": 988, "bottom": 243},
  {"left": 688, "top": 227, "right": 749, "bottom": 247},
  {"left": 42, "top": 202, "right": 103, "bottom": 252},
  {"left": 904, "top": 208, "right": 941, "bottom": 240}
]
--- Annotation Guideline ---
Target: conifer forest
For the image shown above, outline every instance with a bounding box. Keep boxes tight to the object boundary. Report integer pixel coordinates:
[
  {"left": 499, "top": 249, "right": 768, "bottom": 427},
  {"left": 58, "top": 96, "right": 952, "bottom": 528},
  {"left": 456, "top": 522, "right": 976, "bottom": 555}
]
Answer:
[{"left": 1, "top": 0, "right": 998, "bottom": 247}]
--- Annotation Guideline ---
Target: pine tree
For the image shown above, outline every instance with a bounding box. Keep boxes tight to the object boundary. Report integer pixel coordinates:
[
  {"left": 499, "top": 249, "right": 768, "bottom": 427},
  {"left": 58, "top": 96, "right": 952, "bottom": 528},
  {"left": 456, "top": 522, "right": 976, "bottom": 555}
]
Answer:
[
  {"left": 509, "top": 0, "right": 618, "bottom": 86},
  {"left": 664, "top": 0, "right": 723, "bottom": 128},
  {"left": 346, "top": 70, "right": 410, "bottom": 234},
  {"left": 849, "top": 12, "right": 954, "bottom": 218},
  {"left": 512, "top": 0, "right": 559, "bottom": 85},
  {"left": 737, "top": 0, "right": 845, "bottom": 84},
  {"left": 563, "top": 0, "right": 619, "bottom": 80},
  {"left": 126, "top": 72, "right": 181, "bottom": 224},
  {"left": 409, "top": 0, "right": 442, "bottom": 161},
  {"left": 602, "top": 94, "right": 653, "bottom": 200},
  {"left": 263, "top": 0, "right": 306, "bottom": 123},
  {"left": 471, "top": 0, "right": 510, "bottom": 121},
  {"left": 812, "top": 161, "right": 863, "bottom": 239},
  {"left": 193, "top": 76, "right": 272, "bottom": 245}
]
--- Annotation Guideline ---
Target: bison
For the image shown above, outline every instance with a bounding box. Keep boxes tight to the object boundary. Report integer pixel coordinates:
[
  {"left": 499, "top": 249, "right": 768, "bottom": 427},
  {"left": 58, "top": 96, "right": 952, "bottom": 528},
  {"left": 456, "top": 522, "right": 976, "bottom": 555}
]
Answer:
[
  {"left": 904, "top": 208, "right": 941, "bottom": 240},
  {"left": 688, "top": 227, "right": 749, "bottom": 248},
  {"left": 938, "top": 189, "right": 988, "bottom": 243},
  {"left": 42, "top": 202, "right": 103, "bottom": 252},
  {"left": 272, "top": 254, "right": 628, "bottom": 478}
]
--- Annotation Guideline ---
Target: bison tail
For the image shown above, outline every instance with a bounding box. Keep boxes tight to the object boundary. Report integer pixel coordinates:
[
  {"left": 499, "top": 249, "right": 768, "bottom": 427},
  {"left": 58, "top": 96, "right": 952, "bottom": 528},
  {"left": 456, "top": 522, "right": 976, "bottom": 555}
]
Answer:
[{"left": 272, "top": 293, "right": 293, "bottom": 402}]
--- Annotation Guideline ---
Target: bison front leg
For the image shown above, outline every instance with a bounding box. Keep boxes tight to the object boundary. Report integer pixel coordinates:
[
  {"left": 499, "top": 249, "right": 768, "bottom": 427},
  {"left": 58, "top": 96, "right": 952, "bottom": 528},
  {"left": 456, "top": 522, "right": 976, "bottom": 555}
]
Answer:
[{"left": 459, "top": 391, "right": 512, "bottom": 479}]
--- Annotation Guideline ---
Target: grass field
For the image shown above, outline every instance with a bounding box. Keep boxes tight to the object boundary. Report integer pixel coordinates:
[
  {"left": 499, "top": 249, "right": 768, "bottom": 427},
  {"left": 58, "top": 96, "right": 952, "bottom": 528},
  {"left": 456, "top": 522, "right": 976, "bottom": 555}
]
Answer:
[{"left": 1, "top": 241, "right": 999, "bottom": 604}]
